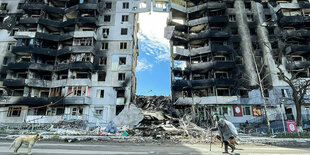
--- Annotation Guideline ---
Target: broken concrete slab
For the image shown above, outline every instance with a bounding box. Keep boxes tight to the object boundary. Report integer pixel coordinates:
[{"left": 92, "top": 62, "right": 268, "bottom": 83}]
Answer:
[{"left": 113, "top": 104, "right": 144, "bottom": 128}]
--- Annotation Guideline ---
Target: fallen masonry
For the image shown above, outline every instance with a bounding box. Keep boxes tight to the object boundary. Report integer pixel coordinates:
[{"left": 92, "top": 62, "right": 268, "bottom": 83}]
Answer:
[{"left": 0, "top": 95, "right": 214, "bottom": 144}]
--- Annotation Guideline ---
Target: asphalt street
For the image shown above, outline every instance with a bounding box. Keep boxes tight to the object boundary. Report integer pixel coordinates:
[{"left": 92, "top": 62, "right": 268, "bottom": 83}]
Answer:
[{"left": 1, "top": 141, "right": 310, "bottom": 155}]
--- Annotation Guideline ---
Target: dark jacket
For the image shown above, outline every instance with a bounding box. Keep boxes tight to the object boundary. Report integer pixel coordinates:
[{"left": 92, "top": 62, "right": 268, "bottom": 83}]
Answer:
[{"left": 211, "top": 118, "right": 234, "bottom": 141}]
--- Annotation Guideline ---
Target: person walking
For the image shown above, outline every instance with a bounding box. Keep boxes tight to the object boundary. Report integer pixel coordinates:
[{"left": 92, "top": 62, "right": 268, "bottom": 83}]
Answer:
[{"left": 210, "top": 115, "right": 236, "bottom": 153}]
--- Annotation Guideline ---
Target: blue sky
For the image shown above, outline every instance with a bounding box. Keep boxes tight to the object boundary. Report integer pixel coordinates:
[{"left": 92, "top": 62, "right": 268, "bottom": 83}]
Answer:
[{"left": 136, "top": 12, "right": 170, "bottom": 96}]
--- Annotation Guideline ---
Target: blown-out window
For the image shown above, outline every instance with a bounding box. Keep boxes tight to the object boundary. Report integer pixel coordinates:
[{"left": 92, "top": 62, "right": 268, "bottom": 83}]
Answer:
[
  {"left": 123, "top": 2, "right": 129, "bottom": 9},
  {"left": 7, "top": 107, "right": 21, "bottom": 117},
  {"left": 121, "top": 28, "right": 128, "bottom": 35}
]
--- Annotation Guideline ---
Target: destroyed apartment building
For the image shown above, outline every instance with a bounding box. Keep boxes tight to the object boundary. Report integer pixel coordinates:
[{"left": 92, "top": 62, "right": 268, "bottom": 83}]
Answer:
[
  {"left": 1, "top": 0, "right": 310, "bottom": 131},
  {"left": 0, "top": 0, "right": 144, "bottom": 127},
  {"left": 168, "top": 0, "right": 310, "bottom": 127}
]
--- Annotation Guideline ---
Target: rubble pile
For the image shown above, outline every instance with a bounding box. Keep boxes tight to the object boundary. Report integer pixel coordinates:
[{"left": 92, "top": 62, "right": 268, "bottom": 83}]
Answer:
[
  {"left": 0, "top": 96, "right": 212, "bottom": 144},
  {"left": 133, "top": 95, "right": 210, "bottom": 143},
  {"left": 53, "top": 120, "right": 88, "bottom": 130},
  {"left": 135, "top": 95, "right": 180, "bottom": 118}
]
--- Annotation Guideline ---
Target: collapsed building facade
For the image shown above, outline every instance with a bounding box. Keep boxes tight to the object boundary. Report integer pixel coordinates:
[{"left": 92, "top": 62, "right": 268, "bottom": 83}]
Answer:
[
  {"left": 0, "top": 0, "right": 145, "bottom": 127},
  {"left": 168, "top": 0, "right": 310, "bottom": 127},
  {"left": 1, "top": 0, "right": 310, "bottom": 131}
]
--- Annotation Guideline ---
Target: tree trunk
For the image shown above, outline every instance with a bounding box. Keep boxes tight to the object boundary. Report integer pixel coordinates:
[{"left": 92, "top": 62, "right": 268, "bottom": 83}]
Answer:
[{"left": 296, "top": 102, "right": 302, "bottom": 127}]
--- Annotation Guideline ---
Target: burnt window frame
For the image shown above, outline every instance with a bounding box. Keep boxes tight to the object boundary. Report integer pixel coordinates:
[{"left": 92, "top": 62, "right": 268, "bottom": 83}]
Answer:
[
  {"left": 120, "top": 42, "right": 127, "bottom": 49},
  {"left": 2, "top": 57, "right": 8, "bottom": 65},
  {"left": 122, "top": 15, "right": 129, "bottom": 22},
  {"left": 0, "top": 3, "right": 8, "bottom": 10},
  {"left": 104, "top": 15, "right": 111, "bottom": 22},
  {"left": 97, "top": 90, "right": 105, "bottom": 98},
  {"left": 119, "top": 57, "right": 126, "bottom": 65},
  {"left": 118, "top": 73, "right": 125, "bottom": 81},
  {"left": 99, "top": 57, "right": 107, "bottom": 65},
  {"left": 7, "top": 107, "right": 21, "bottom": 117},
  {"left": 105, "top": 2, "right": 112, "bottom": 9},
  {"left": 102, "top": 42, "right": 109, "bottom": 49},
  {"left": 121, "top": 28, "right": 128, "bottom": 35},
  {"left": 98, "top": 72, "right": 106, "bottom": 81},
  {"left": 228, "top": 14, "right": 236, "bottom": 22},
  {"left": 122, "top": 2, "right": 129, "bottom": 9},
  {"left": 102, "top": 28, "right": 110, "bottom": 38},
  {"left": 117, "top": 89, "right": 125, "bottom": 98},
  {"left": 247, "top": 14, "right": 254, "bottom": 22},
  {"left": 216, "top": 88, "right": 230, "bottom": 96}
]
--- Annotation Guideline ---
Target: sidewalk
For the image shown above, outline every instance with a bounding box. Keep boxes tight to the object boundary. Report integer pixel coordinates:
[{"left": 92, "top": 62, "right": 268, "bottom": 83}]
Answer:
[
  {"left": 2, "top": 134, "right": 310, "bottom": 146},
  {"left": 238, "top": 135, "right": 310, "bottom": 146}
]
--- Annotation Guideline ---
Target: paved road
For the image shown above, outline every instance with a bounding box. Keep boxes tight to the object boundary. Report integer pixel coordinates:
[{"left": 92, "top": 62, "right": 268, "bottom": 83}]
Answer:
[{"left": 1, "top": 141, "right": 310, "bottom": 155}]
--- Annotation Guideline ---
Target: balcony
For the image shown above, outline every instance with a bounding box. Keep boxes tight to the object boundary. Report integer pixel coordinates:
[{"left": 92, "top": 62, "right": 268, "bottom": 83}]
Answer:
[
  {"left": 22, "top": 3, "right": 97, "bottom": 14},
  {"left": 35, "top": 32, "right": 74, "bottom": 41},
  {"left": 191, "top": 61, "right": 235, "bottom": 72},
  {"left": 285, "top": 44, "right": 310, "bottom": 55},
  {"left": 282, "top": 29, "right": 310, "bottom": 39},
  {"left": 173, "top": 78, "right": 235, "bottom": 90},
  {"left": 19, "top": 17, "right": 97, "bottom": 28},
  {"left": 208, "top": 16, "right": 228, "bottom": 25},
  {"left": 0, "top": 95, "right": 90, "bottom": 106},
  {"left": 50, "top": 79, "right": 91, "bottom": 87},
  {"left": 171, "top": 1, "right": 226, "bottom": 14},
  {"left": 274, "top": 3, "right": 300, "bottom": 13},
  {"left": 14, "top": 32, "right": 74, "bottom": 41},
  {"left": 22, "top": 3, "right": 63, "bottom": 14},
  {"left": 190, "top": 30, "right": 229, "bottom": 41},
  {"left": 73, "top": 31, "right": 97, "bottom": 39},
  {"left": 3, "top": 78, "right": 51, "bottom": 87},
  {"left": 188, "top": 16, "right": 208, "bottom": 27},
  {"left": 174, "top": 96, "right": 240, "bottom": 105},
  {"left": 173, "top": 46, "right": 211, "bottom": 59},
  {"left": 0, "top": 96, "right": 51, "bottom": 106},
  {"left": 26, "top": 79, "right": 51, "bottom": 87},
  {"left": 3, "top": 79, "right": 26, "bottom": 87},
  {"left": 286, "top": 61, "right": 310, "bottom": 70},
  {"left": 172, "top": 29, "right": 229, "bottom": 42},
  {"left": 55, "top": 62, "right": 94, "bottom": 71},
  {"left": 188, "top": 3, "right": 208, "bottom": 13},
  {"left": 170, "top": 2, "right": 186, "bottom": 13},
  {"left": 12, "top": 46, "right": 57, "bottom": 56},
  {"left": 57, "top": 46, "right": 95, "bottom": 56},
  {"left": 172, "top": 68, "right": 190, "bottom": 77},
  {"left": 63, "top": 96, "right": 91, "bottom": 105},
  {"left": 172, "top": 79, "right": 191, "bottom": 90},
  {"left": 7, "top": 62, "right": 53, "bottom": 71},
  {"left": 277, "top": 12, "right": 308, "bottom": 27},
  {"left": 211, "top": 44, "right": 233, "bottom": 54}
]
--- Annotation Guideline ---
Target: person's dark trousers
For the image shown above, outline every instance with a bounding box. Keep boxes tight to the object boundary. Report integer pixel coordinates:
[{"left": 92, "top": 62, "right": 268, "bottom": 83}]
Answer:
[{"left": 223, "top": 140, "right": 235, "bottom": 153}]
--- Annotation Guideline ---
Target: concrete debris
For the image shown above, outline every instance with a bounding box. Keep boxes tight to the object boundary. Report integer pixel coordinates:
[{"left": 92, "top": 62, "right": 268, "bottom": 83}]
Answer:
[
  {"left": 133, "top": 95, "right": 209, "bottom": 143},
  {"left": 113, "top": 104, "right": 144, "bottom": 128},
  {"left": 141, "top": 111, "right": 165, "bottom": 121},
  {"left": 0, "top": 96, "right": 212, "bottom": 144},
  {"left": 53, "top": 120, "right": 88, "bottom": 130}
]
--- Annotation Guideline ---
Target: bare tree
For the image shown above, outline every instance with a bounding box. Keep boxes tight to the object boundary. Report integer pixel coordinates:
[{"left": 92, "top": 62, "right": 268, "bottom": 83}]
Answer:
[
  {"left": 276, "top": 65, "right": 310, "bottom": 128},
  {"left": 250, "top": 50, "right": 272, "bottom": 135},
  {"left": 239, "top": 44, "right": 272, "bottom": 134}
]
